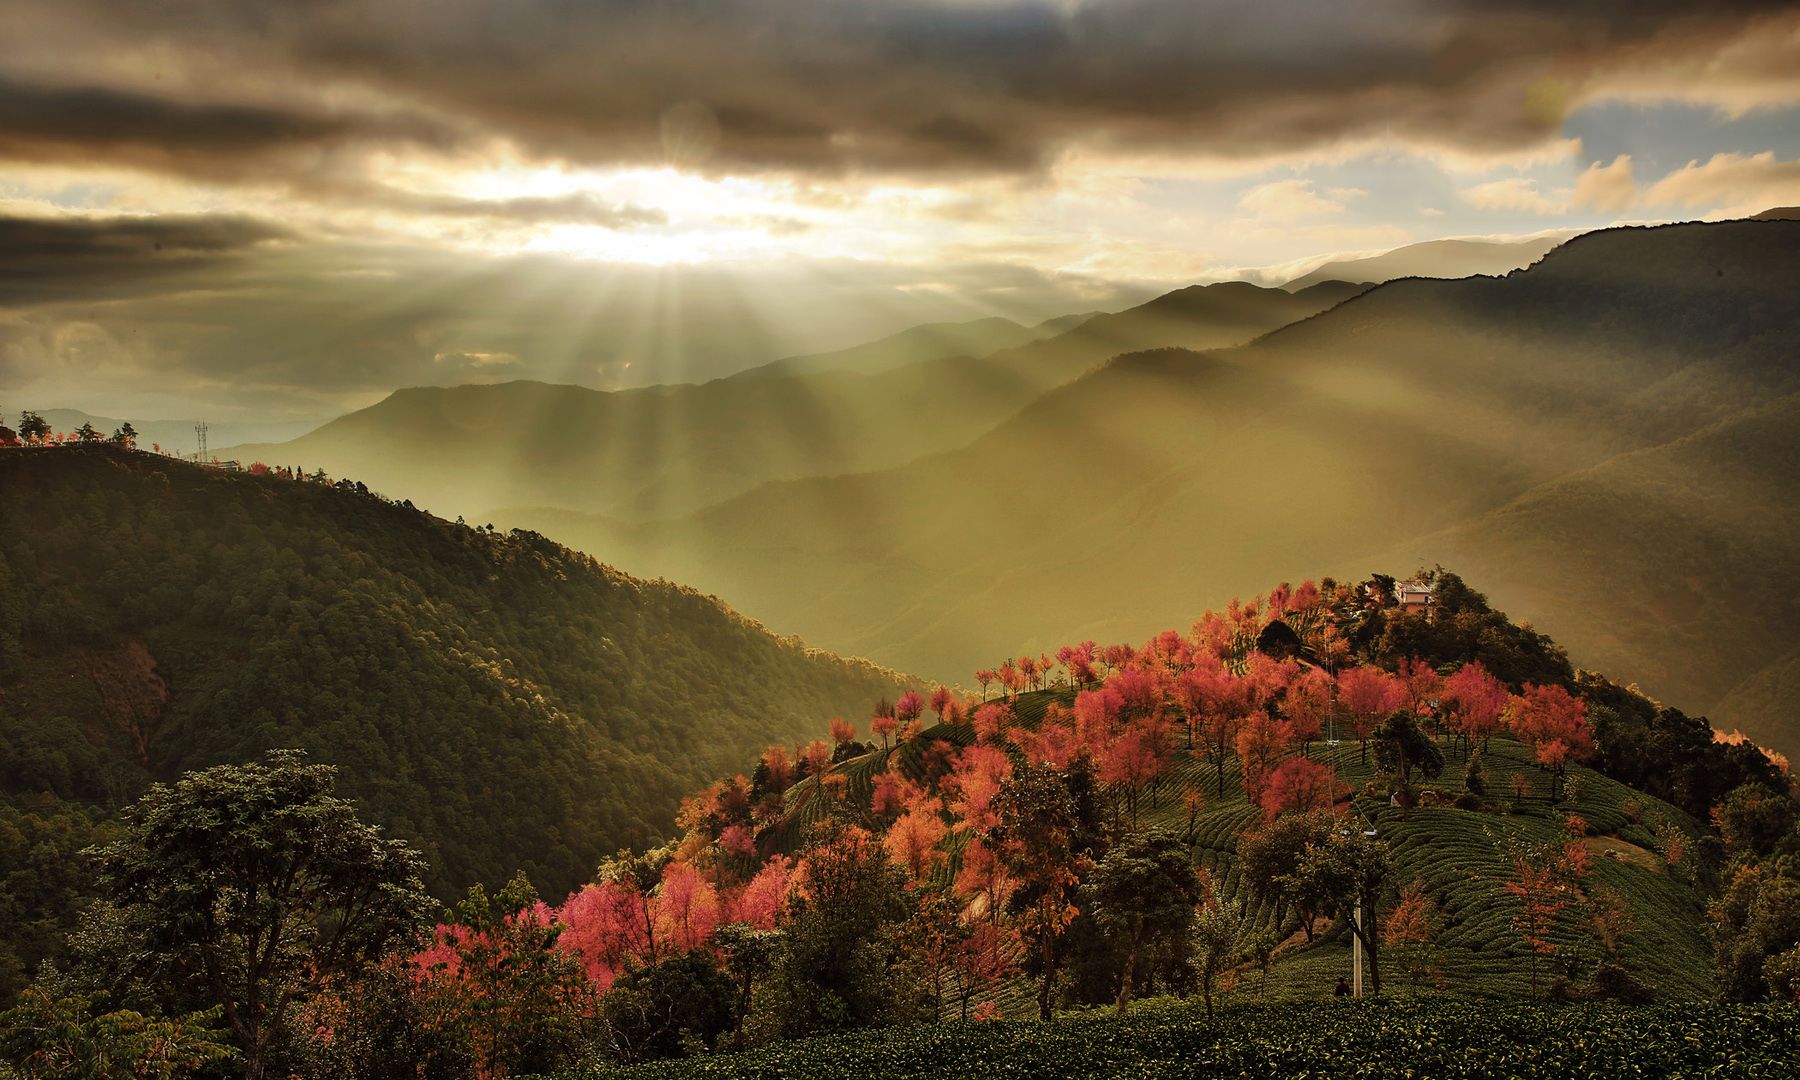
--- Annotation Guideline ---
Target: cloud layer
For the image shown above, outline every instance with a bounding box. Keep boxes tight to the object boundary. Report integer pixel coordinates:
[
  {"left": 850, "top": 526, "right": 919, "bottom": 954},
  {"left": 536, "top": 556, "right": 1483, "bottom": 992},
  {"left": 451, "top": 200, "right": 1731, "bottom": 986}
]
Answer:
[
  {"left": 0, "top": 211, "right": 1152, "bottom": 418},
  {"left": 2, "top": 1, "right": 1798, "bottom": 421},
  {"left": 3, "top": 1, "right": 1797, "bottom": 187}
]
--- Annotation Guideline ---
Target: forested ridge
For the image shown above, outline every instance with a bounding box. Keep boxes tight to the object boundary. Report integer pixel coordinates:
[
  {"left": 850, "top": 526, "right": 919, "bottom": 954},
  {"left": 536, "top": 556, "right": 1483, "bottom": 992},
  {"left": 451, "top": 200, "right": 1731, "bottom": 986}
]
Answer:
[{"left": 0, "top": 445, "right": 906, "bottom": 1002}]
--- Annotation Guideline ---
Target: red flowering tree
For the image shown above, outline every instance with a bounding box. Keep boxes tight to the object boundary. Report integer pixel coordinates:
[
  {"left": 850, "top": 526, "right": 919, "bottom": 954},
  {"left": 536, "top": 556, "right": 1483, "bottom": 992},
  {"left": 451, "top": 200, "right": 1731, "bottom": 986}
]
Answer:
[
  {"left": 946, "top": 744, "right": 1013, "bottom": 832},
  {"left": 1280, "top": 666, "right": 1334, "bottom": 756},
  {"left": 1181, "top": 667, "right": 1256, "bottom": 796},
  {"left": 1337, "top": 666, "right": 1403, "bottom": 763},
  {"left": 1441, "top": 661, "right": 1508, "bottom": 756},
  {"left": 726, "top": 855, "right": 793, "bottom": 930},
  {"left": 1098, "top": 713, "right": 1175, "bottom": 829},
  {"left": 972, "top": 701, "right": 1013, "bottom": 744},
  {"left": 1258, "top": 756, "right": 1337, "bottom": 820},
  {"left": 1395, "top": 657, "right": 1441, "bottom": 731},
  {"left": 1235, "top": 710, "right": 1293, "bottom": 807},
  {"left": 952, "top": 838, "right": 1014, "bottom": 925},
  {"left": 950, "top": 923, "right": 1019, "bottom": 1022},
  {"left": 1057, "top": 641, "right": 1098, "bottom": 688},
  {"left": 828, "top": 716, "right": 858, "bottom": 750},
  {"left": 884, "top": 799, "right": 950, "bottom": 882},
  {"left": 1506, "top": 684, "right": 1593, "bottom": 802}
]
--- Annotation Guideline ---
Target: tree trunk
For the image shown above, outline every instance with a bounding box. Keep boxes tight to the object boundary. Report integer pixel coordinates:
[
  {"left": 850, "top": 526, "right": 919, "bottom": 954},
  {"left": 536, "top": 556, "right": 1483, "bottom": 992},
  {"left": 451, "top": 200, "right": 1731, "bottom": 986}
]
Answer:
[
  {"left": 1115, "top": 919, "right": 1145, "bottom": 1013},
  {"left": 1365, "top": 898, "right": 1382, "bottom": 999}
]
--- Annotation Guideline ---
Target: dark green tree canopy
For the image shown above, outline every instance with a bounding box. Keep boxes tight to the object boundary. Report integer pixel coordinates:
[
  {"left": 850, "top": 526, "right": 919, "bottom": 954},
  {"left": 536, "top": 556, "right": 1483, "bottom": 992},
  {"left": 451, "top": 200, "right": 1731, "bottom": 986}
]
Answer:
[
  {"left": 90, "top": 750, "right": 432, "bottom": 1079},
  {"left": 1373, "top": 711, "right": 1445, "bottom": 792}
]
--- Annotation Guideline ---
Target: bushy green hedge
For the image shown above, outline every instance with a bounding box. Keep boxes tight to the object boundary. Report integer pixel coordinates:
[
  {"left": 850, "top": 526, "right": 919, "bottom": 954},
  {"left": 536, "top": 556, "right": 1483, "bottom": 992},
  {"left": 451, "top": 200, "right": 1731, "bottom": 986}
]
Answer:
[{"left": 583, "top": 999, "right": 1799, "bottom": 1078}]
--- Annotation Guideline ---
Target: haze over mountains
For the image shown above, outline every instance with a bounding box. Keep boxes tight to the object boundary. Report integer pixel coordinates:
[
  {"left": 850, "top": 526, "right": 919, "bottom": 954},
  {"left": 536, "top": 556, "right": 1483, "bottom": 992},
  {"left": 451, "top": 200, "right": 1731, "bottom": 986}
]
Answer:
[
  {"left": 1280, "top": 235, "right": 1568, "bottom": 291},
  {"left": 498, "top": 219, "right": 1799, "bottom": 755},
  {"left": 226, "top": 280, "right": 1364, "bottom": 521},
  {"left": 24, "top": 409, "right": 324, "bottom": 455},
  {"left": 205, "top": 218, "right": 1800, "bottom": 757},
  {"left": 728, "top": 314, "right": 1087, "bottom": 381}
]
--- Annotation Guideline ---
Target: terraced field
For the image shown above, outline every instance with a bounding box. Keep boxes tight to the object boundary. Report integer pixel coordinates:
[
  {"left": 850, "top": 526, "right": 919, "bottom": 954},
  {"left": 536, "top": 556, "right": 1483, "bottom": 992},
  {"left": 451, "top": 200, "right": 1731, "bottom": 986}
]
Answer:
[{"left": 765, "top": 688, "right": 1714, "bottom": 1007}]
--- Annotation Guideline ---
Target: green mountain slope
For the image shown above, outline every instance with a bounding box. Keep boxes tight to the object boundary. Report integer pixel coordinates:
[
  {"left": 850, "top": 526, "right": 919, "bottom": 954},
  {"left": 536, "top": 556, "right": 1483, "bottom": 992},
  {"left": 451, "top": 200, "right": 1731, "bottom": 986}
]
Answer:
[
  {"left": 0, "top": 446, "right": 907, "bottom": 908},
  {"left": 505, "top": 220, "right": 1800, "bottom": 753},
  {"left": 224, "top": 281, "right": 1365, "bottom": 523},
  {"left": 1392, "top": 394, "right": 1800, "bottom": 750}
]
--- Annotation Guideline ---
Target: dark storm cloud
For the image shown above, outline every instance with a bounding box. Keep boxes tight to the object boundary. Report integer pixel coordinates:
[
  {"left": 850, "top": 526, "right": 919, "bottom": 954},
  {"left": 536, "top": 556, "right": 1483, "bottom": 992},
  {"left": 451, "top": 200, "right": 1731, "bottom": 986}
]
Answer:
[
  {"left": 1, "top": 1, "right": 1794, "bottom": 181},
  {"left": 0, "top": 213, "right": 293, "bottom": 304},
  {"left": 0, "top": 74, "right": 460, "bottom": 182}
]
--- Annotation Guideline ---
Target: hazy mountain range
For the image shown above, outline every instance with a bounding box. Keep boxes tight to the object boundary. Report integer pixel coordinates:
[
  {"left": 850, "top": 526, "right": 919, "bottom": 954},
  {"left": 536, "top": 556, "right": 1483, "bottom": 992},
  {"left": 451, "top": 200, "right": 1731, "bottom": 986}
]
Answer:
[
  {"left": 503, "top": 220, "right": 1799, "bottom": 754},
  {"left": 223, "top": 280, "right": 1364, "bottom": 521},
  {"left": 12, "top": 409, "right": 324, "bottom": 455},
  {"left": 1280, "top": 235, "right": 1569, "bottom": 291},
  {"left": 196, "top": 219, "right": 1800, "bottom": 756}
]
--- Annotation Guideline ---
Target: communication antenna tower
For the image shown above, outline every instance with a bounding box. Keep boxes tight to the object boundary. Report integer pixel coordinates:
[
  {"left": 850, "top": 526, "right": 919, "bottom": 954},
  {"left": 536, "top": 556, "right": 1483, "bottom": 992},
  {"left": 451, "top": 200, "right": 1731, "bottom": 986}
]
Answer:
[{"left": 194, "top": 422, "right": 209, "bottom": 463}]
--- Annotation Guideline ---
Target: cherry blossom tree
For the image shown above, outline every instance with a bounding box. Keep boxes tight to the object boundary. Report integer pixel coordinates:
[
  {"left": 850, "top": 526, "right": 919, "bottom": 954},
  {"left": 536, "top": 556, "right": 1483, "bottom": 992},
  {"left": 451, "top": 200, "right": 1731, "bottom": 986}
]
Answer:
[
  {"left": 884, "top": 800, "right": 949, "bottom": 882},
  {"left": 1281, "top": 666, "right": 1334, "bottom": 756},
  {"left": 1441, "top": 661, "right": 1508, "bottom": 757},
  {"left": 828, "top": 716, "right": 858, "bottom": 749},
  {"left": 1056, "top": 641, "right": 1098, "bottom": 688},
  {"left": 1235, "top": 710, "right": 1292, "bottom": 807},
  {"left": 1506, "top": 683, "right": 1593, "bottom": 802},
  {"left": 1258, "top": 755, "right": 1337, "bottom": 821},
  {"left": 1337, "top": 665, "right": 1403, "bottom": 764}
]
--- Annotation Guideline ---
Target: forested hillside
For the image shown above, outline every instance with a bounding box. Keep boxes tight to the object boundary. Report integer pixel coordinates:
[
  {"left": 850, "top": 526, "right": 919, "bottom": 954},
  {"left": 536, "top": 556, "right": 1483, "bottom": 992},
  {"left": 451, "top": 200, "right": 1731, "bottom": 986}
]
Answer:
[
  {"left": 109, "top": 567, "right": 1779, "bottom": 1078},
  {"left": 4, "top": 563, "right": 1794, "bottom": 1077},
  {"left": 223, "top": 281, "right": 1364, "bottom": 522},
  {"left": 0, "top": 446, "right": 906, "bottom": 1000},
  {"left": 508, "top": 219, "right": 1800, "bottom": 754}
]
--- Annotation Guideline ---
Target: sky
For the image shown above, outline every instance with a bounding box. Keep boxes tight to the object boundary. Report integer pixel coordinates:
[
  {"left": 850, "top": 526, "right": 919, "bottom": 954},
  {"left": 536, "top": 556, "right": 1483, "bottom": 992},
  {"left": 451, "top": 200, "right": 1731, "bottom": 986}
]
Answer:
[{"left": 2, "top": 0, "right": 1799, "bottom": 426}]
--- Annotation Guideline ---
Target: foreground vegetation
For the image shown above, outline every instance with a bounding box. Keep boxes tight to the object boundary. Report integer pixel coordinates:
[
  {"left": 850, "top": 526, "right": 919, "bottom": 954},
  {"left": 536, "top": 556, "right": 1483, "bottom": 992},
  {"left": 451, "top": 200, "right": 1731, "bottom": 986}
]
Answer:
[
  {"left": 6, "top": 550, "right": 1796, "bottom": 1077},
  {"left": 0, "top": 446, "right": 905, "bottom": 1001},
  {"left": 592, "top": 999, "right": 1800, "bottom": 1079},
  {"left": 2, "top": 445, "right": 1796, "bottom": 1076}
]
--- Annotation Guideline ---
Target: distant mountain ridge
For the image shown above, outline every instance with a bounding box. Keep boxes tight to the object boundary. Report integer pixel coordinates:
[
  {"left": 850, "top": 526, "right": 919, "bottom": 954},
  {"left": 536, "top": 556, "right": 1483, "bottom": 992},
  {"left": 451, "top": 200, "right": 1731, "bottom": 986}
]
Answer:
[
  {"left": 1282, "top": 235, "right": 1568, "bottom": 291},
  {"left": 17, "top": 408, "right": 327, "bottom": 454},
  {"left": 505, "top": 219, "right": 1800, "bottom": 755},
  {"left": 223, "top": 279, "right": 1365, "bottom": 522},
  {"left": 729, "top": 315, "right": 1070, "bottom": 381}
]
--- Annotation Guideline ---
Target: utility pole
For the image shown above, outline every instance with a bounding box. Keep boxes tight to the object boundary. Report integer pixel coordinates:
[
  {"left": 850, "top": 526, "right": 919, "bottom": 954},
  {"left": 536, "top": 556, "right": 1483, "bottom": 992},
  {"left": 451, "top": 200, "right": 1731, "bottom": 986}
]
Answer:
[{"left": 1352, "top": 897, "right": 1363, "bottom": 997}]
